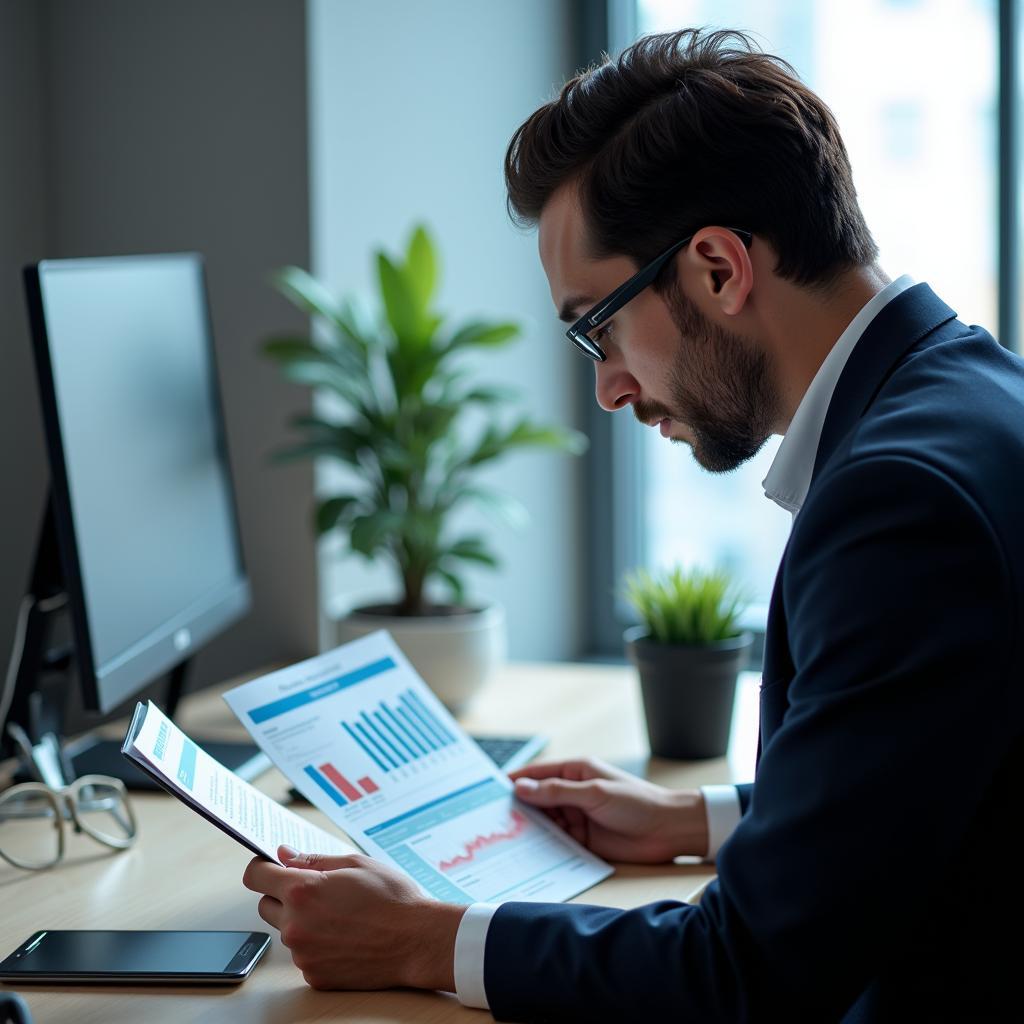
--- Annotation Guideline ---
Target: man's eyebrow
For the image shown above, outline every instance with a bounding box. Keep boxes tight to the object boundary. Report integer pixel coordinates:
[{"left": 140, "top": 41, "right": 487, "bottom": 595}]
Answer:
[{"left": 558, "top": 296, "right": 595, "bottom": 324}]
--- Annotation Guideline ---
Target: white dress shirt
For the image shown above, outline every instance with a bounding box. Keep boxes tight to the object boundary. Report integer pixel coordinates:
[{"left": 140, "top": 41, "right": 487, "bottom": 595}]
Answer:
[
  {"left": 762, "top": 275, "right": 915, "bottom": 516},
  {"left": 453, "top": 274, "right": 916, "bottom": 1010}
]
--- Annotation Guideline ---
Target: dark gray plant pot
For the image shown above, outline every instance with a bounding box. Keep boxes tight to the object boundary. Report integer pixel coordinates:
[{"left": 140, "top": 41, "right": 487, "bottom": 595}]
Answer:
[{"left": 625, "top": 626, "right": 754, "bottom": 760}]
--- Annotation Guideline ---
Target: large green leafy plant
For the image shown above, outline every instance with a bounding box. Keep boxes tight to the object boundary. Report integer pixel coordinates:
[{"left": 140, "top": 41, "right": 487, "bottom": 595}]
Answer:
[{"left": 264, "top": 225, "right": 587, "bottom": 617}]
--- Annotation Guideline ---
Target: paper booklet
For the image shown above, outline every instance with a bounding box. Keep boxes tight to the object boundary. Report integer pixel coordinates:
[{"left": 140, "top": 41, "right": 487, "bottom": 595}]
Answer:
[
  {"left": 123, "top": 630, "right": 612, "bottom": 906},
  {"left": 121, "top": 700, "right": 355, "bottom": 864}
]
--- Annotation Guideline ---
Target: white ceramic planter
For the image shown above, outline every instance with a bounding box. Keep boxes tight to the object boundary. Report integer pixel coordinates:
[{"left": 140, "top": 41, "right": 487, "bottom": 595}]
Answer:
[{"left": 334, "top": 603, "right": 506, "bottom": 713}]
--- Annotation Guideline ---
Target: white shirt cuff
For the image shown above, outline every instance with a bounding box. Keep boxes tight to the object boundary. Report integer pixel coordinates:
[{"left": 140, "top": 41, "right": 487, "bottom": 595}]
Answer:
[
  {"left": 452, "top": 788, "right": 741, "bottom": 1006},
  {"left": 453, "top": 902, "right": 499, "bottom": 1008},
  {"left": 701, "top": 784, "right": 742, "bottom": 861}
]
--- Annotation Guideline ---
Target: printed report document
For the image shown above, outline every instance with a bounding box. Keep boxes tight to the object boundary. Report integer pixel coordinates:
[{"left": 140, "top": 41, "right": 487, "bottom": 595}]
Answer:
[
  {"left": 222, "top": 631, "right": 612, "bottom": 904},
  {"left": 123, "top": 631, "right": 612, "bottom": 905}
]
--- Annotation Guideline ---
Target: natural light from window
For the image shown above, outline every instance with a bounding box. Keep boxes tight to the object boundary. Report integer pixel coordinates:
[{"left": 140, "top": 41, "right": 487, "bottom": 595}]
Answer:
[{"left": 634, "top": 0, "right": 997, "bottom": 610}]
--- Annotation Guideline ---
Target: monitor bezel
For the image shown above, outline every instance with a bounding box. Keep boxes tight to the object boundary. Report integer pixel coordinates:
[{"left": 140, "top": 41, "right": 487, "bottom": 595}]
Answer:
[{"left": 22, "top": 253, "right": 251, "bottom": 715}]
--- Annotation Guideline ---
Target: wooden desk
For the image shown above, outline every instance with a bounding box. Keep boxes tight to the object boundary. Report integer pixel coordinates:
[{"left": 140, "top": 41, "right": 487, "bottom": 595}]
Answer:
[{"left": 0, "top": 663, "right": 759, "bottom": 1023}]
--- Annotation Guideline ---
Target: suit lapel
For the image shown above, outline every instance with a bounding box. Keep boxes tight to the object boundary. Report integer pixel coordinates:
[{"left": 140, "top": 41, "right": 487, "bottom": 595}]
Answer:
[
  {"left": 810, "top": 283, "right": 957, "bottom": 483},
  {"left": 756, "top": 284, "right": 957, "bottom": 766}
]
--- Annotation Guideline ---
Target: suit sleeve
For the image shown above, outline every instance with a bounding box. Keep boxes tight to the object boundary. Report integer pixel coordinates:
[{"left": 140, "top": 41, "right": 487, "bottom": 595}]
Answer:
[{"left": 482, "top": 455, "right": 1015, "bottom": 1022}]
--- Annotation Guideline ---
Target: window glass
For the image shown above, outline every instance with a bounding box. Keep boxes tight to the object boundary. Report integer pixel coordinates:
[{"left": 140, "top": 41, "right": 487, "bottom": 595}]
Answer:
[{"left": 634, "top": 0, "right": 997, "bottom": 610}]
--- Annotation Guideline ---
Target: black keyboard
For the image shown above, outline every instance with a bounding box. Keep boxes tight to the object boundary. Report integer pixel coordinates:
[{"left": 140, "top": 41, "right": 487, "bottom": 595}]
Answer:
[{"left": 473, "top": 734, "right": 547, "bottom": 771}]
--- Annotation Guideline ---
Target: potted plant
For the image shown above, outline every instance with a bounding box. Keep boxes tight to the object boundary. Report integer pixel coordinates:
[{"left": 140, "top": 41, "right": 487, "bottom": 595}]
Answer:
[
  {"left": 623, "top": 566, "right": 753, "bottom": 759},
  {"left": 262, "top": 224, "right": 586, "bottom": 710}
]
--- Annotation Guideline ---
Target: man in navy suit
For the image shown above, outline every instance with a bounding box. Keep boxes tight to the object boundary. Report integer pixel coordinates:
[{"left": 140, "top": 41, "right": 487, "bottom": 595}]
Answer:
[{"left": 243, "top": 29, "right": 1022, "bottom": 1021}]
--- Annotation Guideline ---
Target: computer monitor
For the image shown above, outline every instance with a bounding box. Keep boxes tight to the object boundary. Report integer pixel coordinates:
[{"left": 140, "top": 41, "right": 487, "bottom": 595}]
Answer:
[{"left": 3, "top": 253, "right": 265, "bottom": 787}]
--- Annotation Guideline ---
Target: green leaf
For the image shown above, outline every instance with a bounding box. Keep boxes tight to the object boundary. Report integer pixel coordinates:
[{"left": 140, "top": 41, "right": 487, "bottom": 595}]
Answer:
[
  {"left": 328, "top": 302, "right": 374, "bottom": 370},
  {"left": 263, "top": 335, "right": 365, "bottom": 380},
  {"left": 405, "top": 225, "right": 438, "bottom": 313},
  {"left": 506, "top": 420, "right": 590, "bottom": 454},
  {"left": 277, "top": 360, "right": 361, "bottom": 401},
  {"left": 454, "top": 420, "right": 589, "bottom": 471},
  {"left": 287, "top": 413, "right": 343, "bottom": 435},
  {"left": 326, "top": 424, "right": 376, "bottom": 459},
  {"left": 446, "top": 321, "right": 520, "bottom": 351},
  {"left": 386, "top": 343, "right": 448, "bottom": 402},
  {"left": 377, "top": 252, "right": 422, "bottom": 346},
  {"left": 271, "top": 266, "right": 342, "bottom": 322},
  {"left": 460, "top": 385, "right": 521, "bottom": 406},
  {"left": 447, "top": 536, "right": 499, "bottom": 568},
  {"left": 348, "top": 514, "right": 397, "bottom": 558},
  {"left": 262, "top": 338, "right": 323, "bottom": 363},
  {"left": 411, "top": 401, "right": 459, "bottom": 440},
  {"left": 436, "top": 568, "right": 466, "bottom": 605},
  {"left": 422, "top": 313, "right": 445, "bottom": 344},
  {"left": 272, "top": 422, "right": 373, "bottom": 467},
  {"left": 264, "top": 329, "right": 364, "bottom": 366},
  {"left": 314, "top": 496, "right": 359, "bottom": 536}
]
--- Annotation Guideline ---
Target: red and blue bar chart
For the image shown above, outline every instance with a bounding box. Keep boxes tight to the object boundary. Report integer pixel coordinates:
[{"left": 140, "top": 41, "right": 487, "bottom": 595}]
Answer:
[
  {"left": 225, "top": 635, "right": 614, "bottom": 906},
  {"left": 304, "top": 762, "right": 380, "bottom": 807}
]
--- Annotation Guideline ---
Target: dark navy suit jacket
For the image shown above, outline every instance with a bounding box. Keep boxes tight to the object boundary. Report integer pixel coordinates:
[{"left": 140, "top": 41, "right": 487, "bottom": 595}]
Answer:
[{"left": 482, "top": 284, "right": 1024, "bottom": 1022}]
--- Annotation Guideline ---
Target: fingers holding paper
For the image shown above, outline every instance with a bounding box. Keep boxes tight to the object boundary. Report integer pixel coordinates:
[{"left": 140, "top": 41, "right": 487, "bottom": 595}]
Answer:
[
  {"left": 509, "top": 757, "right": 711, "bottom": 863},
  {"left": 242, "top": 845, "right": 465, "bottom": 992}
]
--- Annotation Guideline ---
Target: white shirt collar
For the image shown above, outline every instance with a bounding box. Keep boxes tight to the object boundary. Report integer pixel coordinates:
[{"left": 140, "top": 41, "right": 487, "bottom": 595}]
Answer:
[{"left": 762, "top": 274, "right": 916, "bottom": 517}]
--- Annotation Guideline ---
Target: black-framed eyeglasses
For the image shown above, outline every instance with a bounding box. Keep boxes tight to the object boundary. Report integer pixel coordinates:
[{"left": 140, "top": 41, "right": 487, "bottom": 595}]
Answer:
[{"left": 565, "top": 227, "right": 754, "bottom": 361}]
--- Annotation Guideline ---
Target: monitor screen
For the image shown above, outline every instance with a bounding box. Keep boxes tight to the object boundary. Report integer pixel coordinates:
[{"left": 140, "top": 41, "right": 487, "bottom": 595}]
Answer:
[{"left": 27, "top": 254, "right": 250, "bottom": 713}]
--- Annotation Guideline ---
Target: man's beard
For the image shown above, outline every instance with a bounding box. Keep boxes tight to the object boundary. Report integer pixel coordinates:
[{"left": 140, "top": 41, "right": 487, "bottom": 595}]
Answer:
[{"left": 634, "top": 285, "right": 778, "bottom": 473}]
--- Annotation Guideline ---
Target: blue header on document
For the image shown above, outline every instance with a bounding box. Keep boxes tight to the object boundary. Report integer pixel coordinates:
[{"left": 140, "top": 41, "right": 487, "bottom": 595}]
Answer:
[{"left": 248, "top": 656, "right": 397, "bottom": 723}]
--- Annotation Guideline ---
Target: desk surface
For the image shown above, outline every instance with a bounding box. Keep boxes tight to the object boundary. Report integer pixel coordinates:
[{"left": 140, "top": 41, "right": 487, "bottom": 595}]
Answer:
[{"left": 0, "top": 662, "right": 758, "bottom": 1023}]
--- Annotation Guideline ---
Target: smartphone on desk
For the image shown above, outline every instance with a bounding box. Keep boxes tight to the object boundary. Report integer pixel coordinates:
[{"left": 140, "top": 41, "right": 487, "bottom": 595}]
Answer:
[{"left": 0, "top": 930, "right": 270, "bottom": 985}]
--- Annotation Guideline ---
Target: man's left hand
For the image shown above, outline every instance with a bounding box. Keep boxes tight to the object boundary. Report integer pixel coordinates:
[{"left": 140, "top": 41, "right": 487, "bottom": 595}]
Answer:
[{"left": 242, "top": 846, "right": 466, "bottom": 991}]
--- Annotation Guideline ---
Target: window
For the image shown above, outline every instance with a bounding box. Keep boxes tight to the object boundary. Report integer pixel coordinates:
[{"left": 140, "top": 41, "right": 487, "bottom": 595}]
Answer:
[{"left": 587, "top": 0, "right": 1001, "bottom": 654}]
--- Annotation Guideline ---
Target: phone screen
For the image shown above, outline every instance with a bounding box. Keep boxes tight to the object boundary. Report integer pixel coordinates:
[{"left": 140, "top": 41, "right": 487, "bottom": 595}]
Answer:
[{"left": 0, "top": 930, "right": 269, "bottom": 981}]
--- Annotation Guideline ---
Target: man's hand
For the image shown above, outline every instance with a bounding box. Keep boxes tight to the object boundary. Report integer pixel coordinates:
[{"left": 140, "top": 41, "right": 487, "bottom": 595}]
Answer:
[
  {"left": 242, "top": 847, "right": 466, "bottom": 991},
  {"left": 511, "top": 757, "right": 708, "bottom": 862}
]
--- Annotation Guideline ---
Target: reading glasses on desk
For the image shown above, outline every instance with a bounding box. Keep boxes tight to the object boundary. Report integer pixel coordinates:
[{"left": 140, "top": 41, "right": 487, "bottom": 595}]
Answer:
[
  {"left": 0, "top": 775, "right": 137, "bottom": 871},
  {"left": 0, "top": 726, "right": 137, "bottom": 872}
]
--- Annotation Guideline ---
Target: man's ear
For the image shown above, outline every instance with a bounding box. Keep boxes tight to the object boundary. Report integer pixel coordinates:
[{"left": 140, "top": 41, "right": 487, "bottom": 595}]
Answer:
[{"left": 682, "top": 226, "right": 754, "bottom": 316}]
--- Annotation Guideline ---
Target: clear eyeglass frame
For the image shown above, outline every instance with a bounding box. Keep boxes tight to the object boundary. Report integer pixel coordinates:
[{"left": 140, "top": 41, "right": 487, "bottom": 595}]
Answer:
[{"left": 0, "top": 774, "right": 138, "bottom": 871}]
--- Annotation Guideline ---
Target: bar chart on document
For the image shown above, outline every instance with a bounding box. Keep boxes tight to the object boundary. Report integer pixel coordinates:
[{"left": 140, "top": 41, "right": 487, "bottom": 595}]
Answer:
[{"left": 223, "top": 631, "right": 612, "bottom": 905}]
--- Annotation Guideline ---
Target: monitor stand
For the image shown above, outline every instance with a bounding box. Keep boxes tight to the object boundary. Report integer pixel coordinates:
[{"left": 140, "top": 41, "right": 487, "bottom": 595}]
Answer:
[
  {"left": 4, "top": 499, "right": 269, "bottom": 791},
  {"left": 65, "top": 734, "right": 271, "bottom": 791}
]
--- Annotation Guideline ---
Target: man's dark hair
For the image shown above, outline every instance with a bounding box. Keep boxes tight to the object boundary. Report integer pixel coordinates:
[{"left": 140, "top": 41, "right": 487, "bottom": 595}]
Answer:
[{"left": 505, "top": 29, "right": 878, "bottom": 287}]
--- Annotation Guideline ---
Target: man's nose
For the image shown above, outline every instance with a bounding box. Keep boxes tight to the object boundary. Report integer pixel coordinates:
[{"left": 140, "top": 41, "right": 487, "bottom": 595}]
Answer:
[{"left": 594, "top": 357, "right": 639, "bottom": 412}]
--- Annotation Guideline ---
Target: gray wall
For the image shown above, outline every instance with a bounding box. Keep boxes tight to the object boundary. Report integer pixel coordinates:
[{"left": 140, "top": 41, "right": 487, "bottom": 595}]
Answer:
[
  {"left": 0, "top": 0, "right": 318, "bottom": 724},
  {"left": 309, "top": 0, "right": 585, "bottom": 659},
  {"left": 0, "top": 0, "right": 50, "bottom": 709}
]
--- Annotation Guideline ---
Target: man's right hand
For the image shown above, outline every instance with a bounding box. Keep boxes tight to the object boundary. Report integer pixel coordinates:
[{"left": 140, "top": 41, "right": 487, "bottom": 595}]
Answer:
[{"left": 510, "top": 757, "right": 709, "bottom": 863}]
